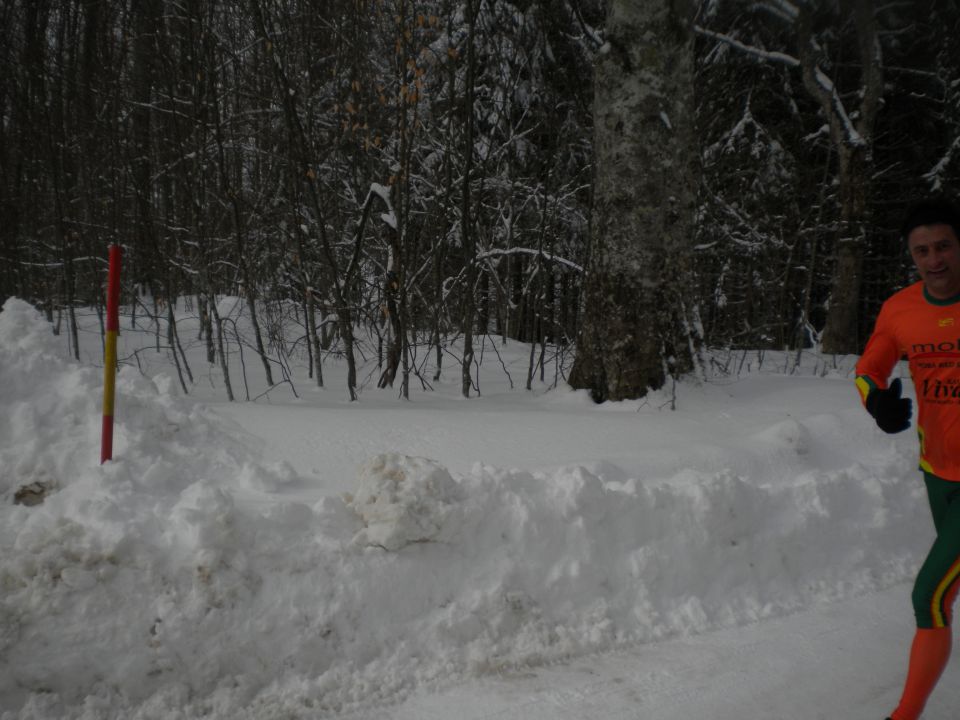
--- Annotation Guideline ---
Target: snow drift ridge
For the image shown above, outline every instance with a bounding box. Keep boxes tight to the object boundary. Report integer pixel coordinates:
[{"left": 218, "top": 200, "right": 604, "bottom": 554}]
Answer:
[{"left": 0, "top": 299, "right": 927, "bottom": 719}]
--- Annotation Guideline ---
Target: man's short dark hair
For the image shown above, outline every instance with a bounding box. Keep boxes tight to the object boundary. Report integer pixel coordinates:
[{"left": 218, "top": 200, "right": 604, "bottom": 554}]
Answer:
[{"left": 902, "top": 198, "right": 960, "bottom": 241}]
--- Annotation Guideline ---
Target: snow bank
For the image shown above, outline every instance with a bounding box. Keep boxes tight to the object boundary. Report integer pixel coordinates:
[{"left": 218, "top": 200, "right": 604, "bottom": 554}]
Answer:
[{"left": 0, "top": 299, "right": 928, "bottom": 719}]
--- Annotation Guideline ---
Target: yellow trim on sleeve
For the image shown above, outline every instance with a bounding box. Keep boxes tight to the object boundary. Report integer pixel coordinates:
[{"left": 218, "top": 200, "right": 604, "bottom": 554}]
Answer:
[{"left": 918, "top": 425, "right": 936, "bottom": 475}]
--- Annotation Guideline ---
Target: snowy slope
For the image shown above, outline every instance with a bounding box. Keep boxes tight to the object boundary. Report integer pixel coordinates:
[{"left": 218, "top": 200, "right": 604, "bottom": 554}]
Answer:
[{"left": 0, "top": 298, "right": 949, "bottom": 719}]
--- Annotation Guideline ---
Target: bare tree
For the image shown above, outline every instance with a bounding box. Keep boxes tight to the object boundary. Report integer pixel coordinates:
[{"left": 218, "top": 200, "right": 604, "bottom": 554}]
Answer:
[{"left": 697, "top": 0, "right": 883, "bottom": 354}]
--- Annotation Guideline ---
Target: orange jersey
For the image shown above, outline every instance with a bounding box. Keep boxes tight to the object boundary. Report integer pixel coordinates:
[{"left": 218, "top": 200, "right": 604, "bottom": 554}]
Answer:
[{"left": 856, "top": 281, "right": 960, "bottom": 481}]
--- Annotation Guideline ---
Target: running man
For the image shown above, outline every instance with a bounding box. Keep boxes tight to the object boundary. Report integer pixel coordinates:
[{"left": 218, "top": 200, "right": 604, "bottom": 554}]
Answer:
[{"left": 856, "top": 198, "right": 960, "bottom": 720}]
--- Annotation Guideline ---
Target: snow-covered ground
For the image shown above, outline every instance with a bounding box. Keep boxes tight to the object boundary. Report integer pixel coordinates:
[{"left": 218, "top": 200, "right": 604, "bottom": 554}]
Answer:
[{"left": 1, "top": 296, "right": 957, "bottom": 719}]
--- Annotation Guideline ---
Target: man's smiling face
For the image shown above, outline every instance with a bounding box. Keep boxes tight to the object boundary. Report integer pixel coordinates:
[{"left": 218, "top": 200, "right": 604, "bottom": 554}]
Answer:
[{"left": 908, "top": 223, "right": 960, "bottom": 301}]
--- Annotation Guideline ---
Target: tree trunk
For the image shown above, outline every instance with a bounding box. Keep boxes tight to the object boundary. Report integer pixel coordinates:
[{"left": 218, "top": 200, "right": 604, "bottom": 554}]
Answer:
[
  {"left": 166, "top": 293, "right": 190, "bottom": 394},
  {"left": 569, "top": 0, "right": 698, "bottom": 402},
  {"left": 378, "top": 270, "right": 402, "bottom": 388},
  {"left": 800, "top": 0, "right": 881, "bottom": 355},
  {"left": 307, "top": 287, "right": 323, "bottom": 387},
  {"left": 460, "top": 0, "right": 479, "bottom": 398},
  {"left": 210, "top": 291, "right": 235, "bottom": 402},
  {"left": 820, "top": 146, "right": 869, "bottom": 354},
  {"left": 198, "top": 294, "right": 215, "bottom": 363}
]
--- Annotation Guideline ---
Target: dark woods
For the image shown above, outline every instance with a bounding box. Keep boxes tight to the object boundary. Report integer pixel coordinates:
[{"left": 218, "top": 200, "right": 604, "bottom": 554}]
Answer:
[{"left": 1, "top": 1, "right": 958, "bottom": 398}]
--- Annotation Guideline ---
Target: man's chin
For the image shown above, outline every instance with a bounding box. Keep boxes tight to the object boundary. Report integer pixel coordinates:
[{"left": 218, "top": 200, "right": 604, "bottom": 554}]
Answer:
[{"left": 925, "top": 277, "right": 960, "bottom": 299}]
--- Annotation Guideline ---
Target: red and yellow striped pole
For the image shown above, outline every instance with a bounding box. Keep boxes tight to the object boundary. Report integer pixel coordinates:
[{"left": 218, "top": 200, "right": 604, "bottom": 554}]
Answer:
[{"left": 101, "top": 245, "right": 122, "bottom": 464}]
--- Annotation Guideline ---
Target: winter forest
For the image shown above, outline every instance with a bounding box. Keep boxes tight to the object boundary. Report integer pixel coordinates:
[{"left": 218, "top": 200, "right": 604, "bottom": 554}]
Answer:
[{"left": 3, "top": 0, "right": 960, "bottom": 402}]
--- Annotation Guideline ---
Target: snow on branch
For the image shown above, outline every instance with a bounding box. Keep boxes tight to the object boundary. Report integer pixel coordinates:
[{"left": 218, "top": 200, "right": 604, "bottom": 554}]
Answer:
[
  {"left": 693, "top": 26, "right": 800, "bottom": 68},
  {"left": 812, "top": 68, "right": 866, "bottom": 147},
  {"left": 476, "top": 247, "right": 583, "bottom": 273},
  {"left": 369, "top": 182, "right": 398, "bottom": 229},
  {"left": 566, "top": 0, "right": 604, "bottom": 51},
  {"left": 696, "top": 23, "right": 867, "bottom": 149},
  {"left": 750, "top": 0, "right": 799, "bottom": 23},
  {"left": 924, "top": 136, "right": 960, "bottom": 191}
]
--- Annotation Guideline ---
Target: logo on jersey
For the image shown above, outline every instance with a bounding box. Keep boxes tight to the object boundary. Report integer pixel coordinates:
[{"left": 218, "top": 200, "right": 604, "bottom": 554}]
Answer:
[
  {"left": 913, "top": 340, "right": 960, "bottom": 354},
  {"left": 922, "top": 377, "right": 960, "bottom": 404},
  {"left": 940, "top": 318, "right": 955, "bottom": 327}
]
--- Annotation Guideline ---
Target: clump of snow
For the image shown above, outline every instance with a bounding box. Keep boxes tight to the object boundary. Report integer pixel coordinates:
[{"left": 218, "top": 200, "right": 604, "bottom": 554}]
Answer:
[
  {"left": 0, "top": 299, "right": 931, "bottom": 719},
  {"left": 752, "top": 417, "right": 812, "bottom": 455},
  {"left": 346, "top": 454, "right": 464, "bottom": 550}
]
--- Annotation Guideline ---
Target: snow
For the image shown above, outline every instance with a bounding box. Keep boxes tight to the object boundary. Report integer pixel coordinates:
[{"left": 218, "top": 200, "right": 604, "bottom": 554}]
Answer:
[
  {"left": 369, "top": 183, "right": 397, "bottom": 231},
  {"left": 1, "top": 296, "right": 958, "bottom": 719}
]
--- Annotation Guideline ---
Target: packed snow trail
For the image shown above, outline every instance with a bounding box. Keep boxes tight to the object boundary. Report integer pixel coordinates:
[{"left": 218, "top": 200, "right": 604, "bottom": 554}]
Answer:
[{"left": 344, "top": 585, "right": 958, "bottom": 720}]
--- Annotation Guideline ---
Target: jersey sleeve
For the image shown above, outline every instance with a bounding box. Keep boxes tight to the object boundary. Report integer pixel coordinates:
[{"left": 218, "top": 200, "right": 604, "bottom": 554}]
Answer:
[{"left": 854, "top": 301, "right": 902, "bottom": 405}]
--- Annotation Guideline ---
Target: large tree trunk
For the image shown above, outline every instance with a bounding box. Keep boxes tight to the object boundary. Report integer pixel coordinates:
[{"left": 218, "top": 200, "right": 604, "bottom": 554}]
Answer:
[{"left": 569, "top": 0, "right": 698, "bottom": 402}]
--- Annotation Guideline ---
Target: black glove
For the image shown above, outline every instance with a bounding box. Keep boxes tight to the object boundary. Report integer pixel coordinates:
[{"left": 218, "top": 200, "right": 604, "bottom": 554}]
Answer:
[{"left": 865, "top": 378, "right": 912, "bottom": 434}]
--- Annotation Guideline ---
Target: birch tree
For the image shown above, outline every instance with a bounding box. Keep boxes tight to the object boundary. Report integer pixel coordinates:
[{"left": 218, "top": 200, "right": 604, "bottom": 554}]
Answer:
[{"left": 569, "top": 0, "right": 698, "bottom": 402}]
